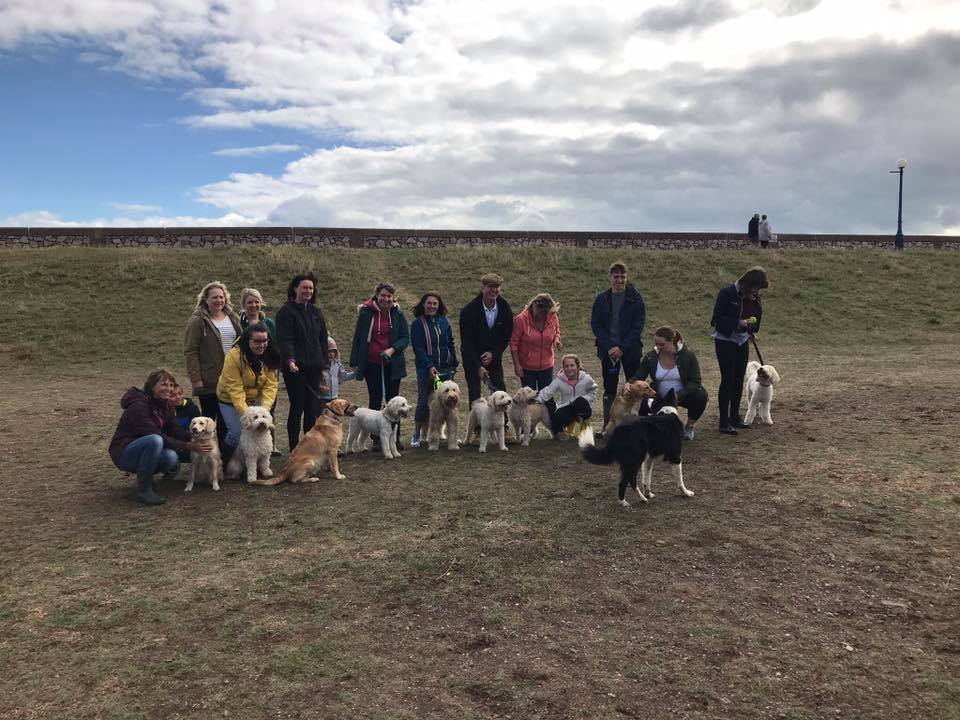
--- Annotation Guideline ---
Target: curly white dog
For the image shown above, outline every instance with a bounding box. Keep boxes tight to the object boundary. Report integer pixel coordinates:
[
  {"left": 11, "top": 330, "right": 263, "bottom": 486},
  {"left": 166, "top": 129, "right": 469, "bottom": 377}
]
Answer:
[
  {"left": 744, "top": 361, "right": 781, "bottom": 426},
  {"left": 346, "top": 396, "right": 411, "bottom": 459},
  {"left": 465, "top": 390, "right": 513, "bottom": 453},
  {"left": 427, "top": 380, "right": 461, "bottom": 451},
  {"left": 226, "top": 406, "right": 275, "bottom": 483}
]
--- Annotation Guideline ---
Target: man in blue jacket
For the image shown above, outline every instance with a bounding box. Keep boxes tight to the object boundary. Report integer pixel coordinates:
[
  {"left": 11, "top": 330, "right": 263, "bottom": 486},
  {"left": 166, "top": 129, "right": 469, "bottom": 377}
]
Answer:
[{"left": 590, "top": 261, "right": 646, "bottom": 435}]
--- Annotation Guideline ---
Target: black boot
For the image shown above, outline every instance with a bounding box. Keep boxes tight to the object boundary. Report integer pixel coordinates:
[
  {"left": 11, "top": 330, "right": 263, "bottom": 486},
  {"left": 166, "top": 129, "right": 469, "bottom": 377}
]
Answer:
[
  {"left": 598, "top": 394, "right": 615, "bottom": 438},
  {"left": 136, "top": 476, "right": 166, "bottom": 505}
]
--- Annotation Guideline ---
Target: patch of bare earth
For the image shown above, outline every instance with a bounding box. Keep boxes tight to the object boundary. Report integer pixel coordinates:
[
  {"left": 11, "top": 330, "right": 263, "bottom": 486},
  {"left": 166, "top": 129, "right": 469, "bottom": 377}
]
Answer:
[{"left": 0, "top": 357, "right": 957, "bottom": 719}]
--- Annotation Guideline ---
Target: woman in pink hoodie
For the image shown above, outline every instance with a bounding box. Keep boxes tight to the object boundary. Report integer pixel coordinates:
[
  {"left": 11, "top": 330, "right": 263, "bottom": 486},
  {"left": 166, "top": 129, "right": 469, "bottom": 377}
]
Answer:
[{"left": 510, "top": 292, "right": 562, "bottom": 391}]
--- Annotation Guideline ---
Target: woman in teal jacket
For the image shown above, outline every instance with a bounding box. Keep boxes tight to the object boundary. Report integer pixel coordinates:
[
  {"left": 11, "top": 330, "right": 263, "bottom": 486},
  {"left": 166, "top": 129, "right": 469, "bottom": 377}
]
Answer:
[{"left": 409, "top": 291, "right": 458, "bottom": 447}]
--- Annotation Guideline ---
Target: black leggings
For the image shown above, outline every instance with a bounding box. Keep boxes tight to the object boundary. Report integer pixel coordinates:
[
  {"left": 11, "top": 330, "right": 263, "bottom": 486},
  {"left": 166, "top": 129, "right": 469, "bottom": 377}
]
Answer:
[
  {"left": 545, "top": 397, "right": 593, "bottom": 435},
  {"left": 714, "top": 339, "right": 749, "bottom": 426},
  {"left": 282, "top": 365, "right": 323, "bottom": 451},
  {"left": 675, "top": 387, "right": 708, "bottom": 424}
]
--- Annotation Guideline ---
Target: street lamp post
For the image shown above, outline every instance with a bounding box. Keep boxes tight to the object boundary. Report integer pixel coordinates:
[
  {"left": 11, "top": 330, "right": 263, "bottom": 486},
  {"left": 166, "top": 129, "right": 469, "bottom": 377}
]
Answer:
[{"left": 890, "top": 158, "right": 906, "bottom": 250}]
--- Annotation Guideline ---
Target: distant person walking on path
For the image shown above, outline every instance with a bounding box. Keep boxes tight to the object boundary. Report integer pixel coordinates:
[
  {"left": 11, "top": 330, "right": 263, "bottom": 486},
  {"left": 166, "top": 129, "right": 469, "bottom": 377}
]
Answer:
[
  {"left": 748, "top": 213, "right": 760, "bottom": 245},
  {"left": 590, "top": 261, "right": 646, "bottom": 436},
  {"left": 758, "top": 214, "right": 773, "bottom": 248},
  {"left": 711, "top": 266, "right": 769, "bottom": 435}
]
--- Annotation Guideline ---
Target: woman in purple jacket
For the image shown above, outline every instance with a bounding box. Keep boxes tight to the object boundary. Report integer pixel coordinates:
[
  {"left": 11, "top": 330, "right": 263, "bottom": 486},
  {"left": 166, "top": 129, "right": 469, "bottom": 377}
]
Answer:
[{"left": 109, "top": 368, "right": 212, "bottom": 506}]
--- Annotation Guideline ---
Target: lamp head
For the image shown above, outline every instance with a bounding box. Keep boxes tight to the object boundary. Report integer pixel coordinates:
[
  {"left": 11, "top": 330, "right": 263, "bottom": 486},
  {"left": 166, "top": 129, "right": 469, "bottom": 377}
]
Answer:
[{"left": 896, "top": 158, "right": 907, "bottom": 169}]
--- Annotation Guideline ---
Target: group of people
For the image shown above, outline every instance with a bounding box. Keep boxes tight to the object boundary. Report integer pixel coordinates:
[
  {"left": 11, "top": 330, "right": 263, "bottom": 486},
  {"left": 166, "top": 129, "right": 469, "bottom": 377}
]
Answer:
[
  {"left": 109, "top": 261, "right": 770, "bottom": 505},
  {"left": 748, "top": 213, "right": 774, "bottom": 248}
]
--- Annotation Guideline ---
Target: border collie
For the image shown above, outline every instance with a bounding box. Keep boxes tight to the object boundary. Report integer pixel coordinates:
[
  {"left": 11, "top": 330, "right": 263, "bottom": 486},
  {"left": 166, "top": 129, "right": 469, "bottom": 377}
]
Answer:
[{"left": 580, "top": 390, "right": 694, "bottom": 507}]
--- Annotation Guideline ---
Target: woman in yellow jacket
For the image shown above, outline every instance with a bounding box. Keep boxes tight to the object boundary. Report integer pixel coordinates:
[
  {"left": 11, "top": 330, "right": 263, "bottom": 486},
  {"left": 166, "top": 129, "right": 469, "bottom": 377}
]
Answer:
[{"left": 216, "top": 322, "right": 282, "bottom": 466}]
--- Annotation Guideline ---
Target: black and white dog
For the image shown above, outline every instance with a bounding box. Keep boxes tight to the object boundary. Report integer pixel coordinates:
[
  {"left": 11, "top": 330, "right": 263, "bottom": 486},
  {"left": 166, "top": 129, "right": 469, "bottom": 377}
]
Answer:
[{"left": 580, "top": 390, "right": 694, "bottom": 507}]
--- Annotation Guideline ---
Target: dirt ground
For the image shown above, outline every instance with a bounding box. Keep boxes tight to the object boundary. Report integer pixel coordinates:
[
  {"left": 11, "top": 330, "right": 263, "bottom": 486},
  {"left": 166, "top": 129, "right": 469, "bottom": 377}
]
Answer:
[{"left": 1, "top": 353, "right": 958, "bottom": 719}]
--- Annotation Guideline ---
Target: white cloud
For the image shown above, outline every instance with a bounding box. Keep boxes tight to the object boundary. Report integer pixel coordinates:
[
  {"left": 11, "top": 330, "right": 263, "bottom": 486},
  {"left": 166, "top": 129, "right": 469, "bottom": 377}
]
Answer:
[
  {"left": 212, "top": 144, "right": 303, "bottom": 157},
  {"left": 1, "top": 209, "right": 253, "bottom": 228},
  {"left": 108, "top": 202, "right": 163, "bottom": 214},
  {"left": 2, "top": 0, "right": 960, "bottom": 232}
]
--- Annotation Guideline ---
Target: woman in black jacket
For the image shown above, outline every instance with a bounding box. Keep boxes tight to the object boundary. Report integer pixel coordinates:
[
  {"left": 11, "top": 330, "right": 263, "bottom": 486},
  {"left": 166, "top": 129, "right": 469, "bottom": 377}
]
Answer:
[
  {"left": 630, "top": 326, "right": 707, "bottom": 441},
  {"left": 711, "top": 266, "right": 768, "bottom": 435},
  {"left": 275, "top": 272, "right": 329, "bottom": 451}
]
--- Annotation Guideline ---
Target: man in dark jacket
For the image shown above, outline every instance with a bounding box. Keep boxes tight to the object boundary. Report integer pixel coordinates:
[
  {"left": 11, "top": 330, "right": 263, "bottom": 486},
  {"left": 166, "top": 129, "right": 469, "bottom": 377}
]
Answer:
[
  {"left": 748, "top": 213, "right": 760, "bottom": 245},
  {"left": 459, "top": 273, "right": 514, "bottom": 405},
  {"left": 590, "top": 261, "right": 646, "bottom": 434}
]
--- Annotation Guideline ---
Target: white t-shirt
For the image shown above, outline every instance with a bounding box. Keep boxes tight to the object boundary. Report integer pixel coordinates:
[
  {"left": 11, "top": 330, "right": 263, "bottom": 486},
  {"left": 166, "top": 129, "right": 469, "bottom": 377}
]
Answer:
[
  {"left": 212, "top": 315, "right": 237, "bottom": 353},
  {"left": 655, "top": 361, "right": 684, "bottom": 397}
]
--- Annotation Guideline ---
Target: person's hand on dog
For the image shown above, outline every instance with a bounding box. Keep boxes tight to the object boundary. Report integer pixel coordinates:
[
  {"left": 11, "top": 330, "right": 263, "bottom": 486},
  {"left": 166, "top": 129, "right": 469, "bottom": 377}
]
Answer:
[{"left": 188, "top": 439, "right": 214, "bottom": 454}]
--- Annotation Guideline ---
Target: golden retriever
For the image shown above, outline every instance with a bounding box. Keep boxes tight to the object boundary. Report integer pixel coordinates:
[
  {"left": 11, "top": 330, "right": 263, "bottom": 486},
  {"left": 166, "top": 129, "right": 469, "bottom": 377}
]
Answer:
[
  {"left": 604, "top": 380, "right": 657, "bottom": 435},
  {"left": 185, "top": 416, "right": 222, "bottom": 492},
  {"left": 426, "top": 380, "right": 461, "bottom": 451},
  {"left": 251, "top": 399, "right": 357, "bottom": 485},
  {"left": 509, "top": 386, "right": 551, "bottom": 446}
]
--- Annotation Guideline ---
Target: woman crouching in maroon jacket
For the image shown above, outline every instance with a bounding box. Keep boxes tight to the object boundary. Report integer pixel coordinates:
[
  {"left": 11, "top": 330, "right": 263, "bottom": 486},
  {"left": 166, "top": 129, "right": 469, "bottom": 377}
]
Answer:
[{"left": 109, "top": 368, "right": 212, "bottom": 506}]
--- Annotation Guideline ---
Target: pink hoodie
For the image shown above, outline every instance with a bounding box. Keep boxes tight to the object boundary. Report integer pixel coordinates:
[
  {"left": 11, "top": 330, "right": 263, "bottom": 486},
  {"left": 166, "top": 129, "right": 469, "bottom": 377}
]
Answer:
[{"left": 510, "top": 307, "right": 561, "bottom": 371}]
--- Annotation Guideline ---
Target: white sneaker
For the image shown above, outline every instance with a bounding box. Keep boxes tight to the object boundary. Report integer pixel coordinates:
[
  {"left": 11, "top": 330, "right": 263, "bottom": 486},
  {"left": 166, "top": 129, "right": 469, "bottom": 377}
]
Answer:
[
  {"left": 683, "top": 425, "right": 696, "bottom": 441},
  {"left": 410, "top": 432, "right": 421, "bottom": 448}
]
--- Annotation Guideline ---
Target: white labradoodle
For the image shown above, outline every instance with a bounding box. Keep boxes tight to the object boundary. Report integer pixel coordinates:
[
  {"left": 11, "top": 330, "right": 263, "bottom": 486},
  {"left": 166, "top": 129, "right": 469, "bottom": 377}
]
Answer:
[
  {"left": 744, "top": 361, "right": 781, "bottom": 426},
  {"left": 185, "top": 416, "right": 223, "bottom": 492},
  {"left": 465, "top": 390, "right": 513, "bottom": 453},
  {"left": 346, "top": 396, "right": 411, "bottom": 459},
  {"left": 427, "top": 380, "right": 461, "bottom": 451},
  {"left": 509, "top": 386, "right": 552, "bottom": 446},
  {"left": 226, "top": 406, "right": 275, "bottom": 483}
]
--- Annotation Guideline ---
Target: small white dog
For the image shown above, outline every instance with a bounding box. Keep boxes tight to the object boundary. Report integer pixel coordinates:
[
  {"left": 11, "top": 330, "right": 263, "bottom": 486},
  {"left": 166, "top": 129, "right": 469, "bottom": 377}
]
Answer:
[
  {"left": 744, "top": 361, "right": 781, "bottom": 426},
  {"left": 427, "top": 380, "right": 461, "bottom": 451},
  {"left": 346, "top": 396, "right": 411, "bottom": 459},
  {"left": 226, "top": 406, "right": 275, "bottom": 483},
  {"left": 508, "top": 386, "right": 552, "bottom": 446},
  {"left": 185, "top": 416, "right": 223, "bottom": 492},
  {"left": 465, "top": 390, "right": 513, "bottom": 453}
]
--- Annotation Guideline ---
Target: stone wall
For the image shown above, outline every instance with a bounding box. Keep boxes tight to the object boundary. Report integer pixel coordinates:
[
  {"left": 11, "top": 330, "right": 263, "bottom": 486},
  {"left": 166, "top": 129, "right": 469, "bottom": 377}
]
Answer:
[{"left": 1, "top": 226, "right": 958, "bottom": 250}]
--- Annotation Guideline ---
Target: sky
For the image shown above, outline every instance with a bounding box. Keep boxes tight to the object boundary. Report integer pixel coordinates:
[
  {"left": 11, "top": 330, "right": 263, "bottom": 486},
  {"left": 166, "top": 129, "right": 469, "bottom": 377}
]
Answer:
[{"left": 1, "top": 0, "right": 958, "bottom": 234}]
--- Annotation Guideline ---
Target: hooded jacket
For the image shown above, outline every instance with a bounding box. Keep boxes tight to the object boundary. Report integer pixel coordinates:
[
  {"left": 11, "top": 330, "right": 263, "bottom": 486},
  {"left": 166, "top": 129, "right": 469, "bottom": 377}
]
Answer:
[
  {"left": 109, "top": 387, "right": 191, "bottom": 466},
  {"left": 510, "top": 307, "right": 561, "bottom": 371},
  {"left": 411, "top": 313, "right": 458, "bottom": 374},
  {"left": 216, "top": 345, "right": 279, "bottom": 415},
  {"left": 275, "top": 300, "right": 329, "bottom": 370},
  {"left": 349, "top": 299, "right": 409, "bottom": 382},
  {"left": 183, "top": 307, "right": 242, "bottom": 394},
  {"left": 536, "top": 370, "right": 598, "bottom": 409}
]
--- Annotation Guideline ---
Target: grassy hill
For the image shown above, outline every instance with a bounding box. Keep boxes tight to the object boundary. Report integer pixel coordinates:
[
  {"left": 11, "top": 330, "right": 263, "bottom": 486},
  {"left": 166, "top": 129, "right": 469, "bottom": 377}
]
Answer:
[{"left": 3, "top": 245, "right": 958, "bottom": 374}]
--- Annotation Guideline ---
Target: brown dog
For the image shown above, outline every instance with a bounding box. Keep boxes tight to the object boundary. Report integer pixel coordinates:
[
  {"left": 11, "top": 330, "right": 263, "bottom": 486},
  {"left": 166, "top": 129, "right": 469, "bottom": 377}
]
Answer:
[
  {"left": 604, "top": 380, "right": 657, "bottom": 435},
  {"left": 251, "top": 399, "right": 357, "bottom": 485}
]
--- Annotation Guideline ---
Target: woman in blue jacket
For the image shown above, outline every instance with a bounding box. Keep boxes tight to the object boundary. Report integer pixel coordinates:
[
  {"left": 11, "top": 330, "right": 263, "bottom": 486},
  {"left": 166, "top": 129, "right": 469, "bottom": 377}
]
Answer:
[
  {"left": 349, "top": 282, "right": 410, "bottom": 447},
  {"left": 409, "top": 291, "right": 458, "bottom": 447}
]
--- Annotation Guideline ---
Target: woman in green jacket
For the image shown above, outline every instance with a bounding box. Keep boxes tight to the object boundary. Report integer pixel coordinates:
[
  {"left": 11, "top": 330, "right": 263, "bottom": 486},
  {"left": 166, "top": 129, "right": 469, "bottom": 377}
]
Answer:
[
  {"left": 183, "top": 281, "right": 242, "bottom": 445},
  {"left": 630, "top": 325, "right": 708, "bottom": 441}
]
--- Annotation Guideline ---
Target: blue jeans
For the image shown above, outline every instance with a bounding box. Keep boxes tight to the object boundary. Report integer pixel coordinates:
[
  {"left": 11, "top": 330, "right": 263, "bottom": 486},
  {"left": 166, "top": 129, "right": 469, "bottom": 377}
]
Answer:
[
  {"left": 521, "top": 368, "right": 554, "bottom": 392},
  {"left": 218, "top": 402, "right": 244, "bottom": 448},
  {"left": 114, "top": 435, "right": 178, "bottom": 482}
]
